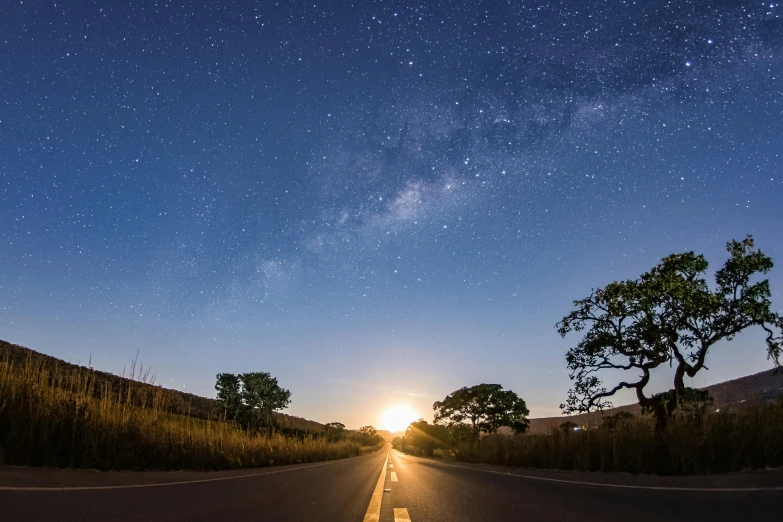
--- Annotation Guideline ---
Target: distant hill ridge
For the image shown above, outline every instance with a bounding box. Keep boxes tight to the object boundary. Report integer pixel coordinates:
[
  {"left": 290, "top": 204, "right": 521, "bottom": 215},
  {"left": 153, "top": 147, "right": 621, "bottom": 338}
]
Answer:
[
  {"left": 374, "top": 430, "right": 398, "bottom": 443},
  {"left": 0, "top": 339, "right": 327, "bottom": 433},
  {"left": 527, "top": 367, "right": 783, "bottom": 434}
]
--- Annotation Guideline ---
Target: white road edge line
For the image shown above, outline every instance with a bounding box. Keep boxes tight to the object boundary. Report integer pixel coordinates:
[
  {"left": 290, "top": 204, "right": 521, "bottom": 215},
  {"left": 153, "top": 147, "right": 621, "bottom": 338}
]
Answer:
[
  {"left": 432, "top": 460, "right": 783, "bottom": 492},
  {"left": 391, "top": 450, "right": 783, "bottom": 493},
  {"left": 363, "top": 450, "right": 389, "bottom": 522},
  {"left": 394, "top": 507, "right": 412, "bottom": 521},
  {"left": 0, "top": 460, "right": 339, "bottom": 492},
  {"left": 391, "top": 472, "right": 398, "bottom": 482}
]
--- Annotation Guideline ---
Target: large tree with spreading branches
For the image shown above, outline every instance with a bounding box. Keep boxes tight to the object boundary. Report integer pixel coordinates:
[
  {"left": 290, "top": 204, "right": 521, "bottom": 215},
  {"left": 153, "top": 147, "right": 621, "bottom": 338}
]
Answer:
[
  {"left": 557, "top": 236, "right": 782, "bottom": 428},
  {"left": 433, "top": 383, "right": 530, "bottom": 441},
  {"left": 215, "top": 371, "right": 291, "bottom": 431}
]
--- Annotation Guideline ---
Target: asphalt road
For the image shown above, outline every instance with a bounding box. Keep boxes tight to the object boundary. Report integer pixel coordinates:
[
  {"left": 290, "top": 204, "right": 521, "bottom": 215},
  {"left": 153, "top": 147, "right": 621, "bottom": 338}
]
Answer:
[{"left": 1, "top": 445, "right": 781, "bottom": 521}]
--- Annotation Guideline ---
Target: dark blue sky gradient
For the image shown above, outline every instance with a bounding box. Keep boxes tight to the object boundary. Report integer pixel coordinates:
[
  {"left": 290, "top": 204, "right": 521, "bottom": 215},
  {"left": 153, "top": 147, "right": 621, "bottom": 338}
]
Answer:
[{"left": 2, "top": 0, "right": 782, "bottom": 426}]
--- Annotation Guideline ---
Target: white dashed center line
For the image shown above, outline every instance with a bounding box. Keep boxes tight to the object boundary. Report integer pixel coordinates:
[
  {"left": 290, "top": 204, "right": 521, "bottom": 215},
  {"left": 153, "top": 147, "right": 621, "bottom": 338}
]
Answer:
[
  {"left": 391, "top": 472, "right": 398, "bottom": 482},
  {"left": 394, "top": 507, "right": 412, "bottom": 521}
]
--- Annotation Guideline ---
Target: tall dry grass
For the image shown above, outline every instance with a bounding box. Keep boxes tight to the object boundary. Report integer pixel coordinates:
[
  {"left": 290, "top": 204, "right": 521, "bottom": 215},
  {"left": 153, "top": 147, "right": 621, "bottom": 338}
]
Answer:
[
  {"left": 0, "top": 355, "right": 363, "bottom": 470},
  {"left": 449, "top": 403, "right": 783, "bottom": 474}
]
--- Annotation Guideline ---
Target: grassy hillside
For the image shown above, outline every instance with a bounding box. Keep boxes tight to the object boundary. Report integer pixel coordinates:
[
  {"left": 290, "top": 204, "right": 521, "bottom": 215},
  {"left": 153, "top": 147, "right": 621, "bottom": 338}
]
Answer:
[
  {"left": 0, "top": 339, "right": 382, "bottom": 470},
  {"left": 0, "top": 339, "right": 326, "bottom": 433},
  {"left": 528, "top": 368, "right": 783, "bottom": 434}
]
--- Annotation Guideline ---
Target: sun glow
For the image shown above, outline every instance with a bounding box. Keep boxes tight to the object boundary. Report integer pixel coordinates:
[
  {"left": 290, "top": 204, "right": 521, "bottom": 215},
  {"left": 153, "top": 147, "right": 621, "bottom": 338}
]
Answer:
[{"left": 380, "top": 404, "right": 418, "bottom": 433}]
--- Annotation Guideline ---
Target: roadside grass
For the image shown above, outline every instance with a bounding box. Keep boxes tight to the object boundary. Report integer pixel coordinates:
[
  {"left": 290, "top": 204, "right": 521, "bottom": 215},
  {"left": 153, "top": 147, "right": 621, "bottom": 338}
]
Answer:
[
  {"left": 435, "top": 401, "right": 783, "bottom": 474},
  {"left": 0, "top": 355, "right": 365, "bottom": 470},
  {"left": 0, "top": 339, "right": 327, "bottom": 434}
]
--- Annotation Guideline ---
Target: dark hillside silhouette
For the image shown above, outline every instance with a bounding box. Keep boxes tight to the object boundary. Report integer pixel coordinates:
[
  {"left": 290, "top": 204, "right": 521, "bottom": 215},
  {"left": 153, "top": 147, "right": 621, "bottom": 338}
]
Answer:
[{"left": 527, "top": 368, "right": 783, "bottom": 434}]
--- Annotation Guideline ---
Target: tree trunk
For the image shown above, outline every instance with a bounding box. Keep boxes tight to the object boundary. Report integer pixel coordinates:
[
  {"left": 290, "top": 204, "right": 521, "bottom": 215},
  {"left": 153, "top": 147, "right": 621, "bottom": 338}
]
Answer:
[
  {"left": 653, "top": 406, "right": 668, "bottom": 432},
  {"left": 636, "top": 380, "right": 669, "bottom": 433},
  {"left": 672, "top": 363, "right": 687, "bottom": 416}
]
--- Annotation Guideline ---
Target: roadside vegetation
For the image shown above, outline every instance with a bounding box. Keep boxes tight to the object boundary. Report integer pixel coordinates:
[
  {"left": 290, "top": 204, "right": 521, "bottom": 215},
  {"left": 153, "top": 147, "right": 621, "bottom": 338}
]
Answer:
[
  {"left": 0, "top": 350, "right": 381, "bottom": 470},
  {"left": 396, "top": 237, "right": 783, "bottom": 475},
  {"left": 0, "top": 340, "right": 325, "bottom": 433},
  {"left": 398, "top": 401, "right": 783, "bottom": 474}
]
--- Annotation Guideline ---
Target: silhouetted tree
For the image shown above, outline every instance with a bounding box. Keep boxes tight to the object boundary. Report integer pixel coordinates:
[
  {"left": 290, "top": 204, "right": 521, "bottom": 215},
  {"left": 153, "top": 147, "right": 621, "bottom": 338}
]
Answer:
[
  {"left": 643, "top": 387, "right": 713, "bottom": 422},
  {"left": 600, "top": 411, "right": 634, "bottom": 430},
  {"left": 558, "top": 421, "right": 578, "bottom": 433},
  {"left": 240, "top": 372, "right": 291, "bottom": 431},
  {"left": 557, "top": 236, "right": 783, "bottom": 429},
  {"left": 354, "top": 425, "right": 383, "bottom": 446},
  {"left": 359, "top": 425, "right": 377, "bottom": 436},
  {"left": 214, "top": 371, "right": 291, "bottom": 431},
  {"left": 433, "top": 384, "right": 530, "bottom": 441},
  {"left": 404, "top": 419, "right": 449, "bottom": 456},
  {"left": 444, "top": 422, "right": 474, "bottom": 447},
  {"left": 215, "top": 373, "right": 243, "bottom": 422},
  {"left": 324, "top": 422, "right": 346, "bottom": 442}
]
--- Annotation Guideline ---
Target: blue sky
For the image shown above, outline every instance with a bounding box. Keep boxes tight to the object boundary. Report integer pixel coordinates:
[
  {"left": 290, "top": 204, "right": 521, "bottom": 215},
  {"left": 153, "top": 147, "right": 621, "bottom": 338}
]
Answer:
[{"left": 1, "top": 0, "right": 781, "bottom": 427}]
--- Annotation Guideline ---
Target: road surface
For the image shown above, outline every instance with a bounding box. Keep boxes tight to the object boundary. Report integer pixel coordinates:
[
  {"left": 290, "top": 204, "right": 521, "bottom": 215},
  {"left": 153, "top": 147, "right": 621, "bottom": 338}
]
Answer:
[{"left": 1, "top": 445, "right": 781, "bottom": 521}]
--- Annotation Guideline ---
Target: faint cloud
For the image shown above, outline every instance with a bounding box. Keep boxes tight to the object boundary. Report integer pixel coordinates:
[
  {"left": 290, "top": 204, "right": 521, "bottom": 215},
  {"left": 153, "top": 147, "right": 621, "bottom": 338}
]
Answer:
[
  {"left": 302, "top": 172, "right": 476, "bottom": 261},
  {"left": 372, "top": 175, "right": 463, "bottom": 227},
  {"left": 256, "top": 258, "right": 299, "bottom": 291},
  {"left": 260, "top": 259, "right": 285, "bottom": 281}
]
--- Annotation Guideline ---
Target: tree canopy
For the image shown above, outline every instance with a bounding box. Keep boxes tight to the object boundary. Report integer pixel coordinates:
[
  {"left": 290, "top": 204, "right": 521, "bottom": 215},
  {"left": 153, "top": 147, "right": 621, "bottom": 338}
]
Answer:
[
  {"left": 215, "top": 371, "right": 291, "bottom": 431},
  {"left": 404, "top": 419, "right": 449, "bottom": 456},
  {"left": 215, "top": 373, "right": 243, "bottom": 422},
  {"left": 354, "top": 425, "right": 383, "bottom": 446},
  {"left": 323, "top": 422, "right": 346, "bottom": 442},
  {"left": 433, "top": 383, "right": 530, "bottom": 439},
  {"left": 557, "top": 236, "right": 782, "bottom": 426},
  {"left": 358, "top": 425, "right": 377, "bottom": 436}
]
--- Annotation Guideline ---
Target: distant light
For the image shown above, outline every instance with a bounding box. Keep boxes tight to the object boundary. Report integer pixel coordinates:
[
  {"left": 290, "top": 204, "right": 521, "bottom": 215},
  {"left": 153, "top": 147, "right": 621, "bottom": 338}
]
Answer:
[
  {"left": 685, "top": 61, "right": 692, "bottom": 67},
  {"left": 380, "top": 405, "right": 417, "bottom": 432},
  {"left": 715, "top": 408, "right": 720, "bottom": 412},
  {"left": 573, "top": 427, "right": 579, "bottom": 432}
]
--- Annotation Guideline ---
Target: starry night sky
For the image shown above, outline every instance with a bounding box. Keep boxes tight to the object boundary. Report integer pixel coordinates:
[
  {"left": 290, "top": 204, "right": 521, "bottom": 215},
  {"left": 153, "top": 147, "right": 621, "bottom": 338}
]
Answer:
[{"left": 1, "top": 1, "right": 782, "bottom": 427}]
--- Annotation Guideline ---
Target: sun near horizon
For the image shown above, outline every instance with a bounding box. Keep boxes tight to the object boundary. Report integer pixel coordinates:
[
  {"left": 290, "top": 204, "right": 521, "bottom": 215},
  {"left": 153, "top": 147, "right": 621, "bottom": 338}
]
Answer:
[{"left": 379, "top": 404, "right": 419, "bottom": 433}]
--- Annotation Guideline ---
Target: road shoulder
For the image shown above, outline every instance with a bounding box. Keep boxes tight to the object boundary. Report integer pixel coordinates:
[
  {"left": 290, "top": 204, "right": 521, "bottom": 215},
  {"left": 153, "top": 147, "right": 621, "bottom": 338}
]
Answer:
[
  {"left": 391, "top": 449, "right": 783, "bottom": 490},
  {"left": 0, "top": 451, "right": 381, "bottom": 489}
]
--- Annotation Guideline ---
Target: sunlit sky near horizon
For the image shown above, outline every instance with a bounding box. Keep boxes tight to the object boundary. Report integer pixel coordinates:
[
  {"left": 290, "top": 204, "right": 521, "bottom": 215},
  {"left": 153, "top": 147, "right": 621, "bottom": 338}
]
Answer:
[{"left": 1, "top": 0, "right": 782, "bottom": 429}]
